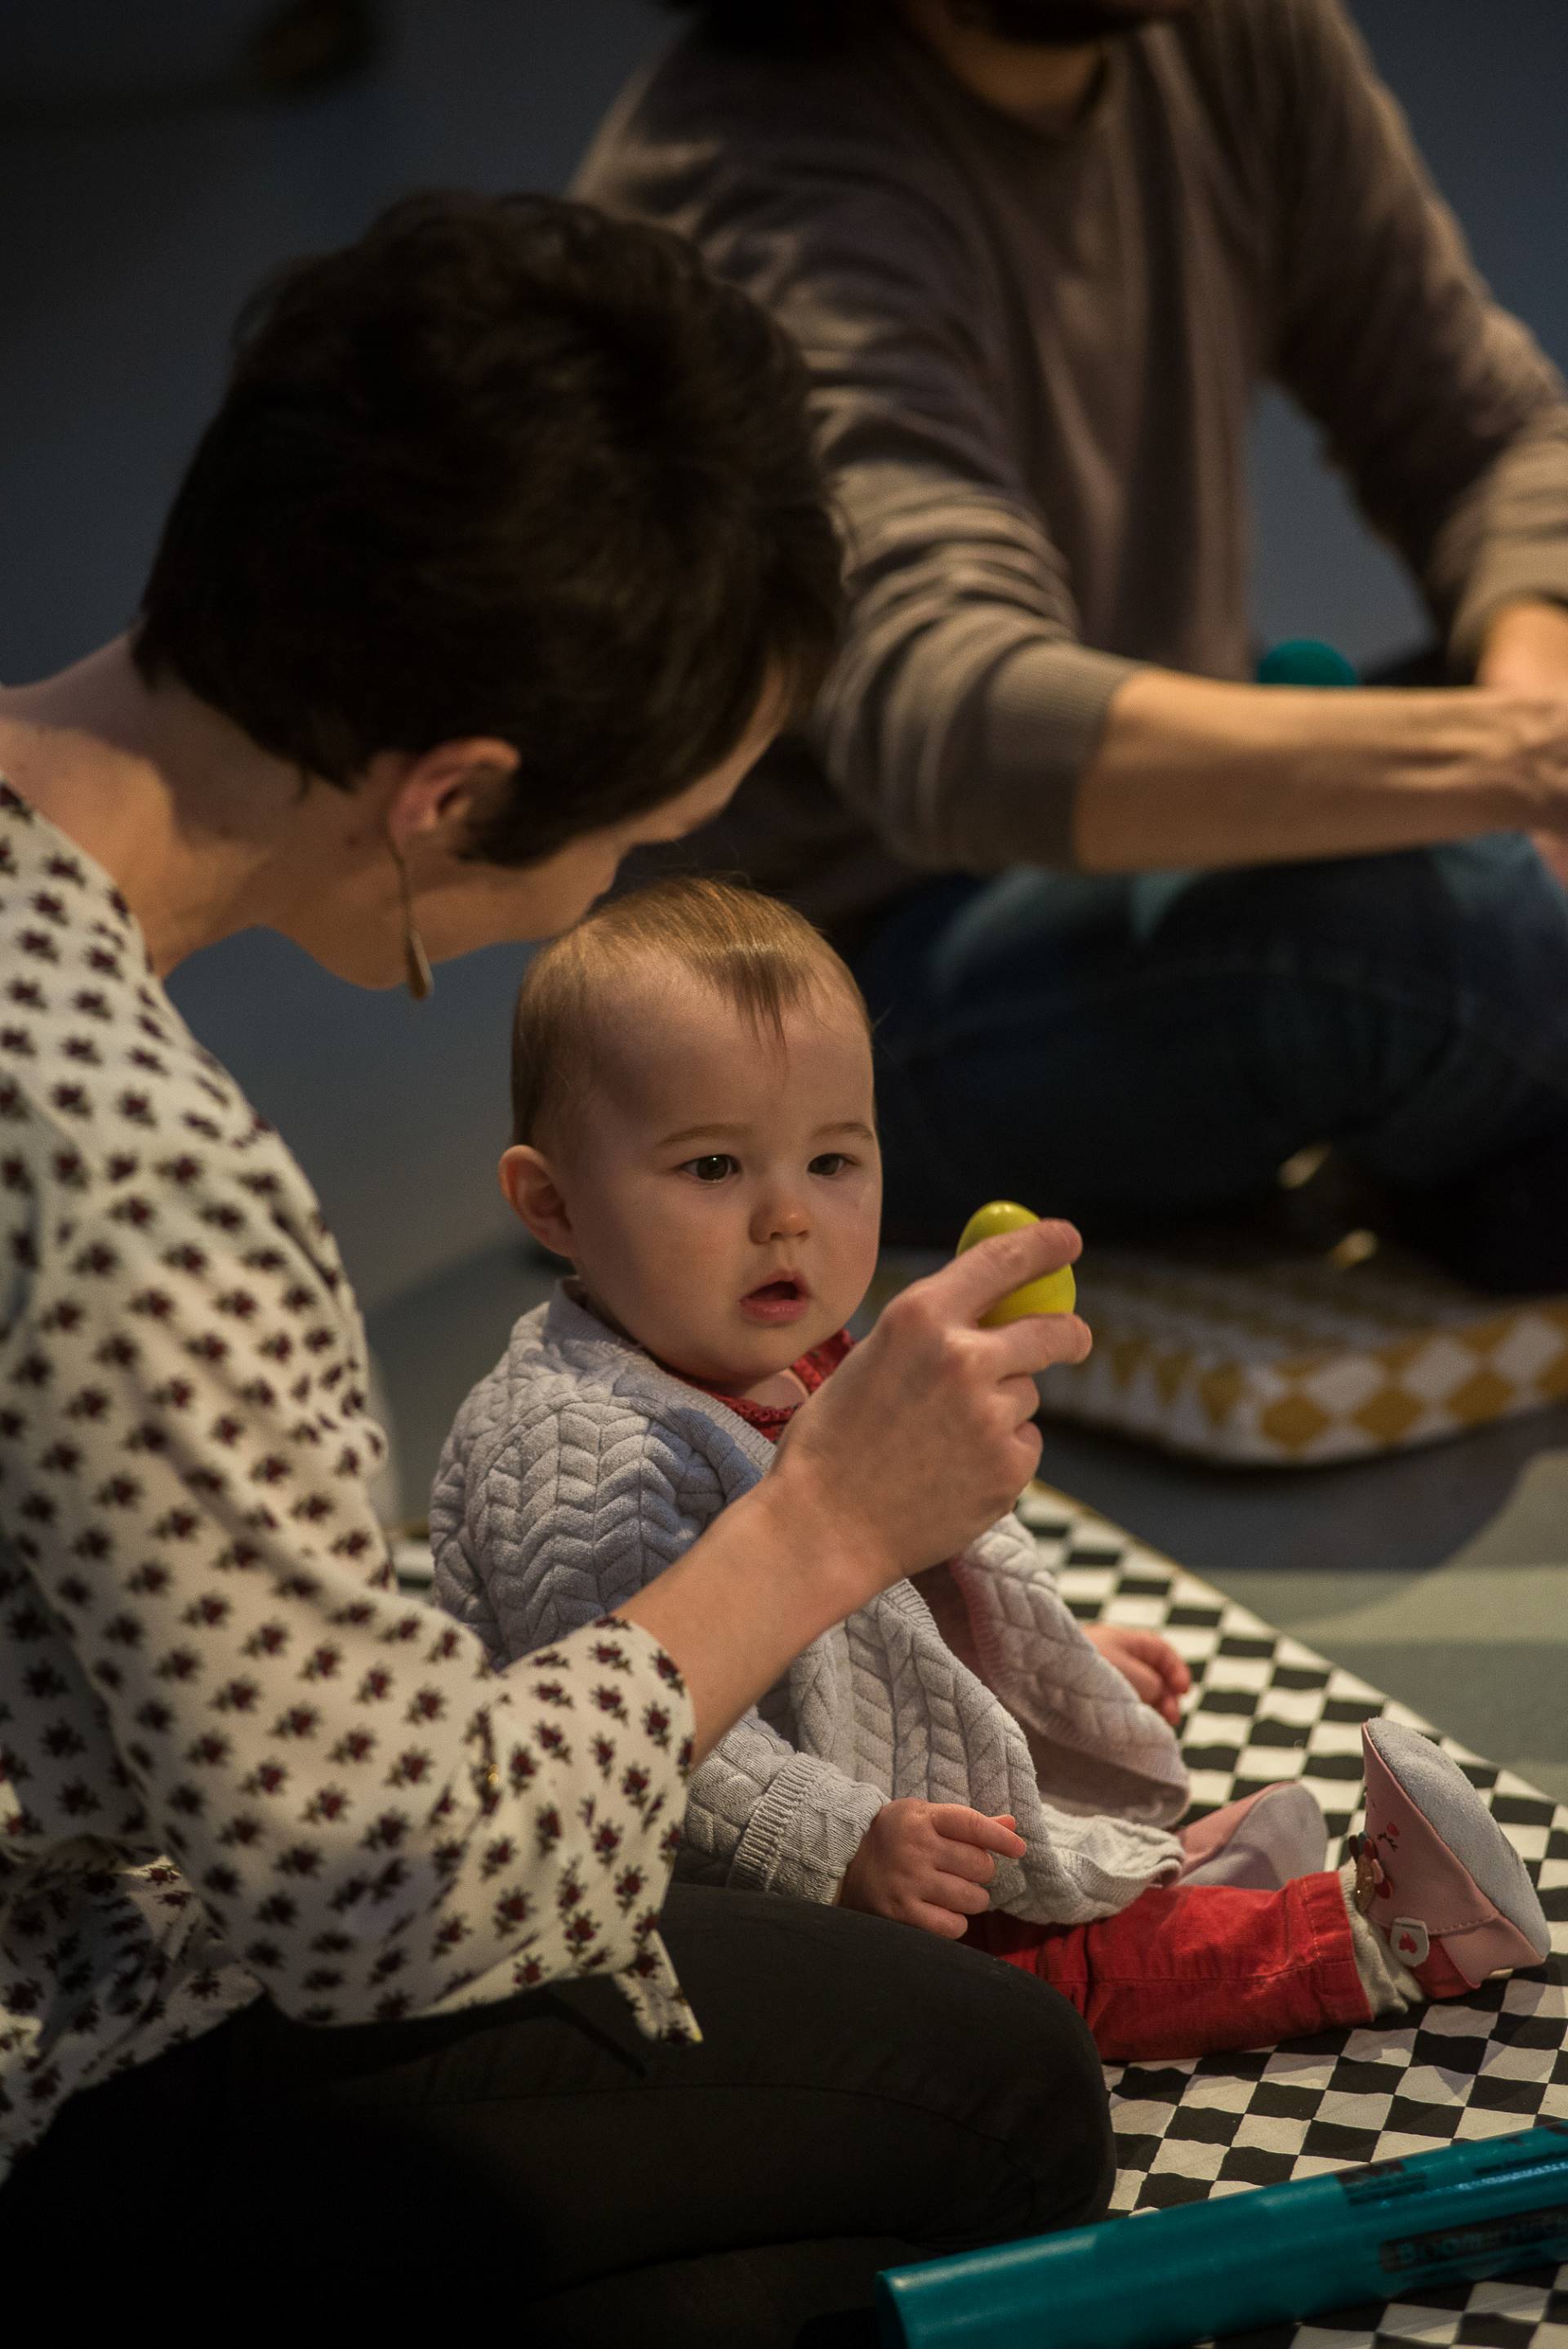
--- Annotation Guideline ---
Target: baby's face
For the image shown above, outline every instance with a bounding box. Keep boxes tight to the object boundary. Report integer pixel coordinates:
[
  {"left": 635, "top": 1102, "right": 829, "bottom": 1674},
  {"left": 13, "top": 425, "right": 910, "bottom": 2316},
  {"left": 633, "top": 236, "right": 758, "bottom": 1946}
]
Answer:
[{"left": 537, "top": 969, "right": 881, "bottom": 1388}]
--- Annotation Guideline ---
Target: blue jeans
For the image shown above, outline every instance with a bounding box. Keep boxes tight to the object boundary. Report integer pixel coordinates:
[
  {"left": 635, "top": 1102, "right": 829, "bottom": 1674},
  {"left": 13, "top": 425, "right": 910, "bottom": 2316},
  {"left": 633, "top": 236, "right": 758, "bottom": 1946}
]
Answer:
[{"left": 853, "top": 836, "right": 1568, "bottom": 1291}]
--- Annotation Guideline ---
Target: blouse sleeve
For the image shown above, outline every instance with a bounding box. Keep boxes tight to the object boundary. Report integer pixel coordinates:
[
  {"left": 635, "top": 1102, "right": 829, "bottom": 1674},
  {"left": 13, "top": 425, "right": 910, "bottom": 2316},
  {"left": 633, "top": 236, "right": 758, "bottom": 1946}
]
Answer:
[{"left": 0, "top": 1080, "right": 700, "bottom": 2039}]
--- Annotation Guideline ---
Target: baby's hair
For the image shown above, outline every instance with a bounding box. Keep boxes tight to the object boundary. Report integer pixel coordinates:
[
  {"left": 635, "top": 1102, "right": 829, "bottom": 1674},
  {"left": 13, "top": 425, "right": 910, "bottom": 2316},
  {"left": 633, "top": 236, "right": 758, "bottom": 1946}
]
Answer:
[{"left": 510, "top": 876, "right": 871, "bottom": 1148}]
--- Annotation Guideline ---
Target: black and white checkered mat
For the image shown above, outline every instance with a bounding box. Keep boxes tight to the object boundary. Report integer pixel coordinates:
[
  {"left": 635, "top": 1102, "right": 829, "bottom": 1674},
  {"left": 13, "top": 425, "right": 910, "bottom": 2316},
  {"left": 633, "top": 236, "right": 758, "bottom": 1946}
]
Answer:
[{"left": 1020, "top": 1486, "right": 1568, "bottom": 2349}]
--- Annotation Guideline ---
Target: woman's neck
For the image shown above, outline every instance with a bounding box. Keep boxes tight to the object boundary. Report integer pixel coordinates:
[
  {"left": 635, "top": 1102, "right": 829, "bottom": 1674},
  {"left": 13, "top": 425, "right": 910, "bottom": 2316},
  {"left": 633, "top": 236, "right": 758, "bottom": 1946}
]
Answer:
[{"left": 0, "top": 639, "right": 328, "bottom": 974}]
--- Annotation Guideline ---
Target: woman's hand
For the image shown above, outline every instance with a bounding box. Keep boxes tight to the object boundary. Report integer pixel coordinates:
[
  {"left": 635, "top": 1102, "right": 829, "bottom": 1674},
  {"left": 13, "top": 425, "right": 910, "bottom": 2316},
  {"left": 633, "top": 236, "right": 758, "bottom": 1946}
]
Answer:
[
  {"left": 839, "top": 1801, "right": 1026, "bottom": 1939},
  {"left": 772, "top": 1220, "right": 1091, "bottom": 1615},
  {"left": 1085, "top": 1622, "right": 1190, "bottom": 1727},
  {"left": 621, "top": 1219, "right": 1089, "bottom": 1763}
]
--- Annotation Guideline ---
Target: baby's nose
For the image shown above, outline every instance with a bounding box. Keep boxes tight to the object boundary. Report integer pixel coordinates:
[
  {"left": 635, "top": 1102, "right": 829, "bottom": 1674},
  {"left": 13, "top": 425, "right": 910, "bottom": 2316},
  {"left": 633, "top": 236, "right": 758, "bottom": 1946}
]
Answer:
[{"left": 755, "top": 1195, "right": 809, "bottom": 1241}]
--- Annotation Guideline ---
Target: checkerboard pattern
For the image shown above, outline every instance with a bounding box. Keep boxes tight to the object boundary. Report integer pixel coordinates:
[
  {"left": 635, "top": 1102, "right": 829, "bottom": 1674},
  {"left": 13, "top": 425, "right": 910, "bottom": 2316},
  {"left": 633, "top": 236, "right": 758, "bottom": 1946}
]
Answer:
[{"left": 1019, "top": 1485, "right": 1568, "bottom": 2348}]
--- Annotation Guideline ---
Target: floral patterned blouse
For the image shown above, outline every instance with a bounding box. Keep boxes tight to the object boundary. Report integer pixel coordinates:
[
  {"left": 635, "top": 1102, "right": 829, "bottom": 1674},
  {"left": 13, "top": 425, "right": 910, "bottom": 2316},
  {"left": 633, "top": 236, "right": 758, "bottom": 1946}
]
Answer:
[{"left": 0, "top": 784, "right": 697, "bottom": 2187}]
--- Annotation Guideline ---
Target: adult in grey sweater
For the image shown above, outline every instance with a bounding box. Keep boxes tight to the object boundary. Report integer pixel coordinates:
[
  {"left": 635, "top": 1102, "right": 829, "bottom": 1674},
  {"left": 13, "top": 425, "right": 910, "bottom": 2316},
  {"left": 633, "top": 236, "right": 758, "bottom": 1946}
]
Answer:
[{"left": 578, "top": 0, "right": 1568, "bottom": 1288}]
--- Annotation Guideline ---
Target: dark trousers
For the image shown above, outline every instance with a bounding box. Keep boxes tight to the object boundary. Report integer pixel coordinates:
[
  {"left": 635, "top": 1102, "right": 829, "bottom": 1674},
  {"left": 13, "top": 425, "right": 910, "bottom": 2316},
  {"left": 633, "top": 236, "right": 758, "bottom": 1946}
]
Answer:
[
  {"left": 2, "top": 1885, "right": 1113, "bottom": 2346},
  {"left": 853, "top": 643, "right": 1568, "bottom": 1296},
  {"left": 857, "top": 834, "right": 1568, "bottom": 1293}
]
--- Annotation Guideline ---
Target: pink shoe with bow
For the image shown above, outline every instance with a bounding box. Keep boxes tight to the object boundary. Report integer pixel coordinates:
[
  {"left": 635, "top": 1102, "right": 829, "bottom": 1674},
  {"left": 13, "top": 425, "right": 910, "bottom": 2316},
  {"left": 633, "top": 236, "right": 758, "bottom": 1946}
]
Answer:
[{"left": 1353, "top": 1718, "right": 1550, "bottom": 1999}]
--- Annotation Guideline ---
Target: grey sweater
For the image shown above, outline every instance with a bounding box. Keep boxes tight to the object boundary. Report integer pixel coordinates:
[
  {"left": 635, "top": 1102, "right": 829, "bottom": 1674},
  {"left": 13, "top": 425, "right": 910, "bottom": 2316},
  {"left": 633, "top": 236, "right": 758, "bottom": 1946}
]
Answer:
[
  {"left": 577, "top": 0, "right": 1568, "bottom": 934},
  {"left": 430, "top": 1289, "right": 1188, "bottom": 1925}
]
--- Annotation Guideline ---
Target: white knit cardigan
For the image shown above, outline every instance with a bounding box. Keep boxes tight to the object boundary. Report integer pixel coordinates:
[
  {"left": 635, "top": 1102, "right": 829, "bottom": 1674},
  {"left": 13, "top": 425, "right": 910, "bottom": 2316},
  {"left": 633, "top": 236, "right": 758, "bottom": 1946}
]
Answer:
[{"left": 431, "top": 1288, "right": 1188, "bottom": 1924}]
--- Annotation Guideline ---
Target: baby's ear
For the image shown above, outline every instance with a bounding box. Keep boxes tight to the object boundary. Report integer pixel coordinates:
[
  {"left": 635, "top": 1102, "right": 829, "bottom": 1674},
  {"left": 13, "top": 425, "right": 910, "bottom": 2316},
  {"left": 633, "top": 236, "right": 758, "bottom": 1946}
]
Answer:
[{"left": 499, "top": 1145, "right": 573, "bottom": 1258}]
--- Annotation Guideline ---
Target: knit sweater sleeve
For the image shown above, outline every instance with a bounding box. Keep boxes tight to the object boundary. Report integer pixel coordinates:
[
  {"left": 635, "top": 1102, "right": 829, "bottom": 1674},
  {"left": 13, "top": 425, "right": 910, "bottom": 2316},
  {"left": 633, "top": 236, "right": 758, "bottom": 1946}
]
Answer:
[
  {"left": 685, "top": 1723, "right": 885, "bottom": 1907},
  {"left": 433, "top": 1393, "right": 884, "bottom": 1905},
  {"left": 432, "top": 1390, "right": 724, "bottom": 1656},
  {"left": 577, "top": 62, "right": 1138, "bottom": 874},
  {"left": 1254, "top": 0, "right": 1568, "bottom": 661}
]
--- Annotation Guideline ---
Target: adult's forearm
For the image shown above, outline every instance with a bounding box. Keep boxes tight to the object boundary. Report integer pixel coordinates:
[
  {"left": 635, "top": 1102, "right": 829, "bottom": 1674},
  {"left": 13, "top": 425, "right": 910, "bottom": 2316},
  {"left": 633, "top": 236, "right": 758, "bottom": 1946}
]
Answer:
[{"left": 1072, "top": 669, "right": 1568, "bottom": 874}]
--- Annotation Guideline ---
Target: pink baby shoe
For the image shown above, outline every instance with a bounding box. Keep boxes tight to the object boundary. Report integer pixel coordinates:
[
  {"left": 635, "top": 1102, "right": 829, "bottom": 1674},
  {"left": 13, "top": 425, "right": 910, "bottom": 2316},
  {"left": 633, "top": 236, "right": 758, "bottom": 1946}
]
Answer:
[
  {"left": 1177, "top": 1781, "right": 1330, "bottom": 1891},
  {"left": 1353, "top": 1718, "right": 1550, "bottom": 1998}
]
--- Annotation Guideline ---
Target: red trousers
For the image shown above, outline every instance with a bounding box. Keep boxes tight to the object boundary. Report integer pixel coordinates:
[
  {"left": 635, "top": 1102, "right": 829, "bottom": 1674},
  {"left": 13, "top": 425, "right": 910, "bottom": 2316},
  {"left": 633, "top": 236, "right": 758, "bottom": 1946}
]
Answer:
[{"left": 965, "top": 1870, "right": 1371, "bottom": 2064}]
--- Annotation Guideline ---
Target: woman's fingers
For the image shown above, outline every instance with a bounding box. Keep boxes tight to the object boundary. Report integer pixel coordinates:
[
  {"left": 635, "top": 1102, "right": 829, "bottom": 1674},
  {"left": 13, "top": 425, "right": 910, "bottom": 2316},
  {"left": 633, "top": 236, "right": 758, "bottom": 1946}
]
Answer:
[
  {"left": 768, "top": 1214, "right": 1090, "bottom": 1608},
  {"left": 1000, "top": 1370, "right": 1045, "bottom": 1426},
  {"left": 935, "top": 1219, "right": 1082, "bottom": 1326},
  {"left": 984, "top": 1307, "right": 1094, "bottom": 1376}
]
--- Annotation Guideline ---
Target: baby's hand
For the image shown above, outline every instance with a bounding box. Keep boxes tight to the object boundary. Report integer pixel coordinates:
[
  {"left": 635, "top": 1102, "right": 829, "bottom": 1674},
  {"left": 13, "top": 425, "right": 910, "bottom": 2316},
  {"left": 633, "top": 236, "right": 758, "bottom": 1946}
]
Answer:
[
  {"left": 839, "top": 1800, "right": 1025, "bottom": 1939},
  {"left": 1085, "top": 1622, "right": 1191, "bottom": 1727}
]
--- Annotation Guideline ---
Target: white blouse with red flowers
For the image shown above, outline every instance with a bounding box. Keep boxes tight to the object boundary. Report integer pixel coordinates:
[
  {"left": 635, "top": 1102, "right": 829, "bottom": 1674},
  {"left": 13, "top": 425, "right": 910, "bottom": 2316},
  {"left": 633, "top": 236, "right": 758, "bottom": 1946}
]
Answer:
[{"left": 0, "top": 783, "right": 697, "bottom": 2186}]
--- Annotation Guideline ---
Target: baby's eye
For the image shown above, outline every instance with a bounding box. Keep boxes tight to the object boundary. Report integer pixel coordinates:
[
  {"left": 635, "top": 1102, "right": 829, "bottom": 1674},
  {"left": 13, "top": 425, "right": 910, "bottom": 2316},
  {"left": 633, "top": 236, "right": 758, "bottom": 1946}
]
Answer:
[
  {"left": 683, "top": 1154, "right": 739, "bottom": 1183},
  {"left": 808, "top": 1152, "right": 853, "bottom": 1179}
]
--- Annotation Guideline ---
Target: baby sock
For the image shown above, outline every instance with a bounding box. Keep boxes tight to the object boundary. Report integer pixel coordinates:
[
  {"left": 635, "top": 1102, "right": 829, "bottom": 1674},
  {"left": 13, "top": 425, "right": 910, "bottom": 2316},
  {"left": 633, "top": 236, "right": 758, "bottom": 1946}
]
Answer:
[
  {"left": 1340, "top": 1860, "right": 1423, "bottom": 2016},
  {"left": 1178, "top": 1782, "right": 1328, "bottom": 1892}
]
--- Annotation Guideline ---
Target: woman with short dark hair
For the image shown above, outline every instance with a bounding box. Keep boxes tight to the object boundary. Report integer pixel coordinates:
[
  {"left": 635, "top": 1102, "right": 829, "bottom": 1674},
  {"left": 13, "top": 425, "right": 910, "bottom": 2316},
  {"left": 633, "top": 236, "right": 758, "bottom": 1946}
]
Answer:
[{"left": 0, "top": 191, "right": 1105, "bottom": 2344}]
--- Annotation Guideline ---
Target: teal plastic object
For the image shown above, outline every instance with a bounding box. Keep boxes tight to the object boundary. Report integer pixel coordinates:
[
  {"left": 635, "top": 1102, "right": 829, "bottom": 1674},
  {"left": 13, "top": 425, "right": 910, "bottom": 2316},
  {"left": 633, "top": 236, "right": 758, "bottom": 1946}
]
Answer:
[
  {"left": 1256, "top": 636, "right": 1359, "bottom": 686},
  {"left": 876, "top": 2124, "right": 1568, "bottom": 2348}
]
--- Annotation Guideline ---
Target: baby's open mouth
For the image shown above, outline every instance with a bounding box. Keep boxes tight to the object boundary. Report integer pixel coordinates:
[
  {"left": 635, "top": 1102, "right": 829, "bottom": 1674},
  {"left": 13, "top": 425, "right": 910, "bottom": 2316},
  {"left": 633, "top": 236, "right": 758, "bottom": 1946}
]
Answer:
[{"left": 740, "top": 1274, "right": 811, "bottom": 1321}]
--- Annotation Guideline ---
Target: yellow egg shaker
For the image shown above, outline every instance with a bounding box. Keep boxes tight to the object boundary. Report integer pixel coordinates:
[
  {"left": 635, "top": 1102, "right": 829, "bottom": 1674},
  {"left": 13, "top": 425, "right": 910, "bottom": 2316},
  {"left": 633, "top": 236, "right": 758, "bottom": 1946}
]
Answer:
[{"left": 956, "top": 1201, "right": 1077, "bottom": 1327}]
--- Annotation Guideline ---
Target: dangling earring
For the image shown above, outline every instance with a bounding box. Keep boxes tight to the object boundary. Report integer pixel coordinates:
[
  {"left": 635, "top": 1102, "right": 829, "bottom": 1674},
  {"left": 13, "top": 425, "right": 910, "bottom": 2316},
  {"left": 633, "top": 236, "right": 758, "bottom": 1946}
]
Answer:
[{"left": 390, "top": 839, "right": 434, "bottom": 1002}]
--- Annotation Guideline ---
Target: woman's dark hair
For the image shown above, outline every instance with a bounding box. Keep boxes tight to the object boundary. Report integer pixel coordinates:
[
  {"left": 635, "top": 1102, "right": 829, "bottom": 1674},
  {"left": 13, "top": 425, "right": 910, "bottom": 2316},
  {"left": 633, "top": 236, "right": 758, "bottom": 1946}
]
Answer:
[{"left": 132, "top": 192, "right": 843, "bottom": 867}]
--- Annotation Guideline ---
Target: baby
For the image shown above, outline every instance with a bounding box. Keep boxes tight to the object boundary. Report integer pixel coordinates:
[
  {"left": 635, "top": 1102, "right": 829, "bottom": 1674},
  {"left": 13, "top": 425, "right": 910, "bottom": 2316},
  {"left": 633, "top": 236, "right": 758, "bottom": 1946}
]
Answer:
[{"left": 432, "top": 877, "right": 1548, "bottom": 2061}]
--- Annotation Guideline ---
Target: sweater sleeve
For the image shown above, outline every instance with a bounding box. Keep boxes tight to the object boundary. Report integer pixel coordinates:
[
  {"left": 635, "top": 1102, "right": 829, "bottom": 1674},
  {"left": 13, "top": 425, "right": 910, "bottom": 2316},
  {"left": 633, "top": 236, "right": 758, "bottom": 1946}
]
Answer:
[
  {"left": 685, "top": 1721, "right": 886, "bottom": 1906},
  {"left": 436, "top": 1396, "right": 885, "bottom": 1905},
  {"left": 435, "top": 1393, "right": 731, "bottom": 1659},
  {"left": 577, "top": 78, "right": 1139, "bottom": 874},
  {"left": 1258, "top": 0, "right": 1568, "bottom": 662}
]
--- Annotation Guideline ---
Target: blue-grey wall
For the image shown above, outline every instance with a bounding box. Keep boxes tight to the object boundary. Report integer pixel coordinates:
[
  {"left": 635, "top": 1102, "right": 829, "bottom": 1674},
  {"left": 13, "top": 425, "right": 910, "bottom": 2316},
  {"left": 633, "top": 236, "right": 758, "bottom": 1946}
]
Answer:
[{"left": 4, "top": 0, "right": 1566, "bottom": 1313}]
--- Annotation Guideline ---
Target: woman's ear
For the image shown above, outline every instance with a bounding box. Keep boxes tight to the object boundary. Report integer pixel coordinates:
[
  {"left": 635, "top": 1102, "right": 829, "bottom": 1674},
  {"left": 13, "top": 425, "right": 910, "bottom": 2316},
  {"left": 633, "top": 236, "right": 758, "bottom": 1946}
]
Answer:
[
  {"left": 499, "top": 1144, "right": 573, "bottom": 1258},
  {"left": 384, "top": 739, "right": 523, "bottom": 854}
]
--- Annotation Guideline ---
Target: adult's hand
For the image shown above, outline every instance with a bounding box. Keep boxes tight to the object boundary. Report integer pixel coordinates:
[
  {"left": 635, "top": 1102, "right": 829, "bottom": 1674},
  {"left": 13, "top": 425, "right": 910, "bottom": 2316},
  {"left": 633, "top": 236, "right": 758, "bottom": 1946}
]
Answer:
[
  {"left": 772, "top": 1220, "right": 1090, "bottom": 1606},
  {"left": 619, "top": 1219, "right": 1090, "bottom": 1763},
  {"left": 1476, "top": 599, "right": 1568, "bottom": 885}
]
